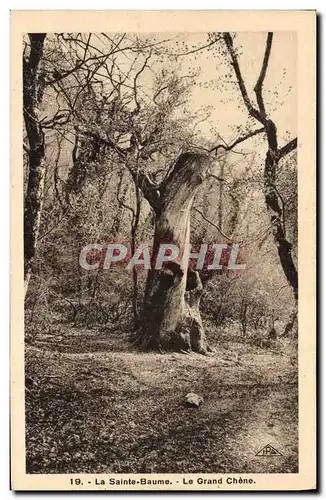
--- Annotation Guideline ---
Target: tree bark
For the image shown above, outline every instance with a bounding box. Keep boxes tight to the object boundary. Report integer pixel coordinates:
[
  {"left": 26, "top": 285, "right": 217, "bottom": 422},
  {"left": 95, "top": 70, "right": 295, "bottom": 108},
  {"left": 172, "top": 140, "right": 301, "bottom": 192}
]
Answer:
[
  {"left": 263, "top": 124, "right": 298, "bottom": 302},
  {"left": 23, "top": 34, "right": 46, "bottom": 295},
  {"left": 223, "top": 33, "right": 298, "bottom": 303},
  {"left": 282, "top": 306, "right": 298, "bottom": 338},
  {"left": 138, "top": 152, "right": 211, "bottom": 353}
]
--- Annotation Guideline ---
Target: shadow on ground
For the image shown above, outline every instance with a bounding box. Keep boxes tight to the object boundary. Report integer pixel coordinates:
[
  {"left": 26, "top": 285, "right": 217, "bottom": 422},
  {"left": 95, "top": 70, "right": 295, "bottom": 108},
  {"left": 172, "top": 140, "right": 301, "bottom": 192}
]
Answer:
[{"left": 25, "top": 328, "right": 298, "bottom": 474}]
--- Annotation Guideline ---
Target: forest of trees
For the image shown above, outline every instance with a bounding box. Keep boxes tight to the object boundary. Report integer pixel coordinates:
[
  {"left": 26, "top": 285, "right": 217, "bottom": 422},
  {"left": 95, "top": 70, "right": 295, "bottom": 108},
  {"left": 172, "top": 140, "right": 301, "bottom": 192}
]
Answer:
[{"left": 23, "top": 31, "right": 298, "bottom": 352}]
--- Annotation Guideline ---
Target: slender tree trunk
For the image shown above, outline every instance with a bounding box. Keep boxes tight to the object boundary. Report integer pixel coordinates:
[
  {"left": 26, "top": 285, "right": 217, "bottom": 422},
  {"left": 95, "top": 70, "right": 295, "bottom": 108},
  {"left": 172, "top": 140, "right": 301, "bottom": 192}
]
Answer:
[
  {"left": 130, "top": 176, "right": 141, "bottom": 326},
  {"left": 240, "top": 299, "right": 248, "bottom": 338},
  {"left": 282, "top": 306, "right": 298, "bottom": 337},
  {"left": 264, "top": 137, "right": 298, "bottom": 302},
  {"left": 138, "top": 153, "right": 211, "bottom": 354},
  {"left": 23, "top": 34, "right": 46, "bottom": 295},
  {"left": 112, "top": 175, "right": 128, "bottom": 237},
  {"left": 264, "top": 141, "right": 298, "bottom": 340},
  {"left": 218, "top": 161, "right": 225, "bottom": 230},
  {"left": 223, "top": 32, "right": 298, "bottom": 304}
]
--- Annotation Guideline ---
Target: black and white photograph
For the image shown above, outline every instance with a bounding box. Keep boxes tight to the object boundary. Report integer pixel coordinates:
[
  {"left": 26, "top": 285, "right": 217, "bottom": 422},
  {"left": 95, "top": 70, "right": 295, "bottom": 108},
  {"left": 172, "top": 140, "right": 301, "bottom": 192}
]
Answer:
[{"left": 10, "top": 10, "right": 316, "bottom": 492}]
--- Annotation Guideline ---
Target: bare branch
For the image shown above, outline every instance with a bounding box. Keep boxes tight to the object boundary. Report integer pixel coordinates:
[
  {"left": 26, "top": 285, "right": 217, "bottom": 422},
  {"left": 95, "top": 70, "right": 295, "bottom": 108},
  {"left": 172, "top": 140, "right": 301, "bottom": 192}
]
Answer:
[
  {"left": 254, "top": 33, "right": 273, "bottom": 118},
  {"left": 116, "top": 172, "right": 135, "bottom": 219},
  {"left": 174, "top": 38, "right": 219, "bottom": 57},
  {"left": 208, "top": 174, "right": 225, "bottom": 182},
  {"left": 132, "top": 51, "right": 152, "bottom": 114},
  {"left": 279, "top": 138, "right": 298, "bottom": 158},
  {"left": 223, "top": 33, "right": 263, "bottom": 124},
  {"left": 82, "top": 33, "right": 92, "bottom": 62},
  {"left": 193, "top": 207, "right": 233, "bottom": 241},
  {"left": 210, "top": 127, "right": 265, "bottom": 155},
  {"left": 45, "top": 34, "right": 125, "bottom": 86},
  {"left": 153, "top": 84, "right": 169, "bottom": 105}
]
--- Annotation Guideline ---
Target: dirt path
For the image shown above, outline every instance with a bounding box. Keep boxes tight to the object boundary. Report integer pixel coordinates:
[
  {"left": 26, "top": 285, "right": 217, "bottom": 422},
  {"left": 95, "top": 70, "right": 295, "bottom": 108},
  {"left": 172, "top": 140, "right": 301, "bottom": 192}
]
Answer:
[{"left": 25, "top": 331, "right": 298, "bottom": 474}]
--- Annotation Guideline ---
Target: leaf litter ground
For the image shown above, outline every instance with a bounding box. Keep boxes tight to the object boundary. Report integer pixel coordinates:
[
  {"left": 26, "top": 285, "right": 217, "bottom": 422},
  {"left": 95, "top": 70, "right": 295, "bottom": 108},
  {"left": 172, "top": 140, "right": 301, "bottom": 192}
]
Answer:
[{"left": 25, "top": 327, "right": 298, "bottom": 474}]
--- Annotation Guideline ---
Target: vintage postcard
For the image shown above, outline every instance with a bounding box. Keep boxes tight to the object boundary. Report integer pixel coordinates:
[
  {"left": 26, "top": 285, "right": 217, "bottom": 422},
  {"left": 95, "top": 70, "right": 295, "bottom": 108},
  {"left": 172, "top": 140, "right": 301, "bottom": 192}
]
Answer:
[{"left": 11, "top": 10, "right": 316, "bottom": 491}]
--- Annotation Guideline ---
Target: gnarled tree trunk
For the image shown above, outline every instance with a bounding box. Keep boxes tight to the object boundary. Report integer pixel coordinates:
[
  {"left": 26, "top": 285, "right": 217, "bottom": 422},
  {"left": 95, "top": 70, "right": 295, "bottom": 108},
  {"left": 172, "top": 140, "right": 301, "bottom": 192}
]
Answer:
[{"left": 138, "top": 152, "right": 211, "bottom": 354}]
